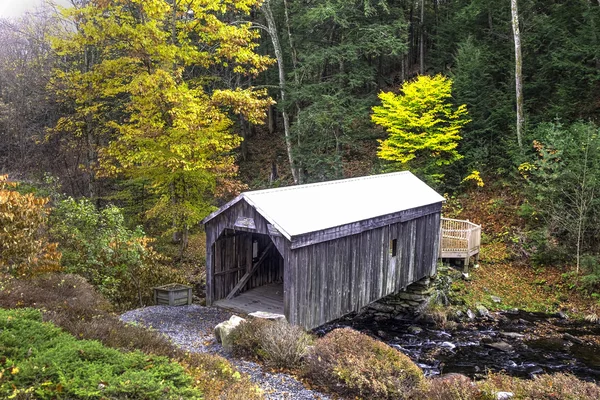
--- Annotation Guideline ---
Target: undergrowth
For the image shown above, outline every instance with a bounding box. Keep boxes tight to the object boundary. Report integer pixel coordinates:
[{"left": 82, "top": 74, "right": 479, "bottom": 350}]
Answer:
[
  {"left": 0, "top": 308, "right": 202, "bottom": 399},
  {"left": 0, "top": 273, "right": 262, "bottom": 400}
]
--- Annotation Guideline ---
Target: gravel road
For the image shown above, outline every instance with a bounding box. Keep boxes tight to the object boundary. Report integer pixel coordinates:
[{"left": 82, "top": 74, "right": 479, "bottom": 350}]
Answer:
[{"left": 120, "top": 305, "right": 330, "bottom": 400}]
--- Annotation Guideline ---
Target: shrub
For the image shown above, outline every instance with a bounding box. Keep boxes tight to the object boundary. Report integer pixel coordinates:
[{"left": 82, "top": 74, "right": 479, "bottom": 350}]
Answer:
[
  {"left": 230, "top": 318, "right": 269, "bottom": 358},
  {"left": 0, "top": 274, "right": 261, "bottom": 399},
  {"left": 0, "top": 175, "right": 62, "bottom": 277},
  {"left": 0, "top": 308, "right": 203, "bottom": 399},
  {"left": 482, "top": 373, "right": 600, "bottom": 400},
  {"left": 258, "top": 319, "right": 313, "bottom": 368},
  {"left": 49, "top": 197, "right": 185, "bottom": 309},
  {"left": 424, "top": 373, "right": 482, "bottom": 400},
  {"left": 0, "top": 273, "right": 111, "bottom": 318},
  {"left": 305, "top": 327, "right": 425, "bottom": 399},
  {"left": 231, "top": 318, "right": 313, "bottom": 368},
  {"left": 184, "top": 353, "right": 262, "bottom": 400}
]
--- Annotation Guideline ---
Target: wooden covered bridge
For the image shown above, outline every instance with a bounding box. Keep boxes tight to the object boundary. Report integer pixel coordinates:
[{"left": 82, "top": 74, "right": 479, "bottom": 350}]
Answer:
[{"left": 203, "top": 171, "right": 451, "bottom": 329}]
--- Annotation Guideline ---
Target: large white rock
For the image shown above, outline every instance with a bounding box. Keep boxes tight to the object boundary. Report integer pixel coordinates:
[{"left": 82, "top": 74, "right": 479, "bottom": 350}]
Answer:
[{"left": 214, "top": 315, "right": 246, "bottom": 352}]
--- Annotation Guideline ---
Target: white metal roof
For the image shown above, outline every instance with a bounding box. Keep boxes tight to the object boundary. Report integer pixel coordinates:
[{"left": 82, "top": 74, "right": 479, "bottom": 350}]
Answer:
[{"left": 205, "top": 171, "right": 444, "bottom": 239}]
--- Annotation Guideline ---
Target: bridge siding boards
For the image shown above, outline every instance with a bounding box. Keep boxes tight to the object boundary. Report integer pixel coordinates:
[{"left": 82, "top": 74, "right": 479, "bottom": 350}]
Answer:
[
  {"left": 204, "top": 173, "right": 444, "bottom": 330},
  {"left": 205, "top": 199, "right": 442, "bottom": 329}
]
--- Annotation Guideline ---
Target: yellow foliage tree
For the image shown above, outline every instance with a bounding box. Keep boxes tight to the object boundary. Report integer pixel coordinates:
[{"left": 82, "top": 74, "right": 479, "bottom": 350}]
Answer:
[
  {"left": 372, "top": 74, "right": 470, "bottom": 182},
  {"left": 0, "top": 175, "right": 62, "bottom": 277},
  {"left": 51, "top": 0, "right": 273, "bottom": 252}
]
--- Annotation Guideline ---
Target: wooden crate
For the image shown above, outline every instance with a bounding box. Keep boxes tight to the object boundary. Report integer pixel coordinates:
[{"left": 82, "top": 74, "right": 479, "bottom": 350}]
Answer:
[{"left": 153, "top": 284, "right": 193, "bottom": 306}]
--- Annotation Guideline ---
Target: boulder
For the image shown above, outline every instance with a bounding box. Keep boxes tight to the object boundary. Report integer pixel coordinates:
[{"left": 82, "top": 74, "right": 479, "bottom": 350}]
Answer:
[
  {"left": 367, "top": 302, "right": 396, "bottom": 313},
  {"left": 563, "top": 333, "right": 584, "bottom": 345},
  {"left": 248, "top": 311, "right": 285, "bottom": 320},
  {"left": 496, "top": 392, "right": 514, "bottom": 400},
  {"left": 476, "top": 305, "right": 490, "bottom": 318},
  {"left": 500, "top": 331, "right": 525, "bottom": 340},
  {"left": 556, "top": 311, "right": 569, "bottom": 320},
  {"left": 441, "top": 341, "right": 456, "bottom": 350},
  {"left": 214, "top": 315, "right": 246, "bottom": 352},
  {"left": 467, "top": 309, "right": 476, "bottom": 320},
  {"left": 485, "top": 341, "right": 514, "bottom": 353},
  {"left": 408, "top": 326, "right": 423, "bottom": 335},
  {"left": 491, "top": 295, "right": 502, "bottom": 303}
]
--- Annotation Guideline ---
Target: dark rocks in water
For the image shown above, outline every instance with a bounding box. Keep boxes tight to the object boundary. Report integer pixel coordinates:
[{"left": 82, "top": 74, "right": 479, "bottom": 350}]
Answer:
[
  {"left": 526, "top": 365, "right": 544, "bottom": 377},
  {"left": 506, "top": 308, "right": 520, "bottom": 315},
  {"left": 500, "top": 331, "right": 525, "bottom": 340},
  {"left": 481, "top": 335, "right": 494, "bottom": 344},
  {"left": 563, "top": 333, "right": 584, "bottom": 345},
  {"left": 441, "top": 341, "right": 456, "bottom": 350},
  {"left": 408, "top": 326, "right": 423, "bottom": 335},
  {"left": 485, "top": 341, "right": 514, "bottom": 353}
]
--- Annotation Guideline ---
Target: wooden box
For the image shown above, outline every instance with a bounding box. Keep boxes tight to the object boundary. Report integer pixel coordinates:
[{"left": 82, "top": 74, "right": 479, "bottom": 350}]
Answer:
[{"left": 153, "top": 284, "right": 193, "bottom": 306}]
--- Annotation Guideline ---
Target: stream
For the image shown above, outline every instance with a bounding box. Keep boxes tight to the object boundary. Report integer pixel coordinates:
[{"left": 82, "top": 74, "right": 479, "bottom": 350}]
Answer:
[{"left": 317, "top": 310, "right": 600, "bottom": 382}]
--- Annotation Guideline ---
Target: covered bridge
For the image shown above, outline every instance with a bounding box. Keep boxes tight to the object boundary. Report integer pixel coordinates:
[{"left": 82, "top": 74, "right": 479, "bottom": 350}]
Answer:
[{"left": 203, "top": 171, "right": 445, "bottom": 329}]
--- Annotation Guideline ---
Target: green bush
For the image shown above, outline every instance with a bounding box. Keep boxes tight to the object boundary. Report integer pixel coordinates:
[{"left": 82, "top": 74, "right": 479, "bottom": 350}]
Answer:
[
  {"left": 0, "top": 308, "right": 202, "bottom": 399},
  {"left": 49, "top": 198, "right": 185, "bottom": 309},
  {"left": 231, "top": 318, "right": 313, "bottom": 368},
  {"left": 305, "top": 327, "right": 425, "bottom": 399},
  {"left": 0, "top": 273, "right": 262, "bottom": 400}
]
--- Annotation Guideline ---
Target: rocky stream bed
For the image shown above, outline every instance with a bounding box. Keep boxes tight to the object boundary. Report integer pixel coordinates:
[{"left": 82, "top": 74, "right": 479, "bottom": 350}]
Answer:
[
  {"left": 319, "top": 308, "right": 600, "bottom": 382},
  {"left": 121, "top": 304, "right": 600, "bottom": 399}
]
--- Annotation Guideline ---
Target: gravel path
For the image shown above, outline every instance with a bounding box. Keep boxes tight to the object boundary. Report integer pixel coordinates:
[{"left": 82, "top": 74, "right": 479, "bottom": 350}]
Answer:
[{"left": 120, "top": 305, "right": 330, "bottom": 400}]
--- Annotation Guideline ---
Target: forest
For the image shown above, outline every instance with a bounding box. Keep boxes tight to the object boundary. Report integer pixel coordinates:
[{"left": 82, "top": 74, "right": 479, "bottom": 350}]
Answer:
[{"left": 1, "top": 0, "right": 600, "bottom": 398}]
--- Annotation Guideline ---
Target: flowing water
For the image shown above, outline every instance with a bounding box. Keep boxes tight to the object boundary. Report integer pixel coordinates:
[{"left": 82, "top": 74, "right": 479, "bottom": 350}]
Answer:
[{"left": 317, "top": 310, "right": 600, "bottom": 382}]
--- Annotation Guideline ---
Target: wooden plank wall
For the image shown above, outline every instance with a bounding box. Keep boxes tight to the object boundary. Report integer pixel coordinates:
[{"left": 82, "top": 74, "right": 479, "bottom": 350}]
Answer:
[
  {"left": 205, "top": 200, "right": 289, "bottom": 305},
  {"left": 286, "top": 210, "right": 441, "bottom": 329},
  {"left": 212, "top": 231, "right": 283, "bottom": 301}
]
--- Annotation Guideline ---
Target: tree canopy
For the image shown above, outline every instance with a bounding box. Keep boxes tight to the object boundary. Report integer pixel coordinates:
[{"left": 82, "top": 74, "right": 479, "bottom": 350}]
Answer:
[
  {"left": 50, "top": 0, "right": 273, "bottom": 251},
  {"left": 372, "top": 74, "right": 470, "bottom": 182}
]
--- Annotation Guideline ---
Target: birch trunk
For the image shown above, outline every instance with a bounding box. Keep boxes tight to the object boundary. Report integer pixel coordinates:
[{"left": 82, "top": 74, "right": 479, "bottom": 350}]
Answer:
[
  {"left": 262, "top": 0, "right": 299, "bottom": 184},
  {"left": 511, "top": 0, "right": 524, "bottom": 150},
  {"left": 420, "top": 0, "right": 425, "bottom": 75}
]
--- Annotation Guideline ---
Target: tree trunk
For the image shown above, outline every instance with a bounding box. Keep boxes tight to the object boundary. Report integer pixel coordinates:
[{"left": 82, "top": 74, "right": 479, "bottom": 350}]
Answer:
[
  {"left": 262, "top": 0, "right": 299, "bottom": 184},
  {"left": 420, "top": 0, "right": 425, "bottom": 75},
  {"left": 511, "top": 0, "right": 524, "bottom": 150}
]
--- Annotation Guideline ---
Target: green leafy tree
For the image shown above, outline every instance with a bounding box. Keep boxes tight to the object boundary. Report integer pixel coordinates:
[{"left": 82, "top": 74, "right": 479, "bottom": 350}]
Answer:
[
  {"left": 372, "top": 74, "right": 470, "bottom": 182},
  {"left": 521, "top": 121, "right": 600, "bottom": 272},
  {"left": 49, "top": 197, "right": 182, "bottom": 309},
  {"left": 283, "top": 0, "right": 408, "bottom": 181},
  {"left": 51, "top": 0, "right": 273, "bottom": 253}
]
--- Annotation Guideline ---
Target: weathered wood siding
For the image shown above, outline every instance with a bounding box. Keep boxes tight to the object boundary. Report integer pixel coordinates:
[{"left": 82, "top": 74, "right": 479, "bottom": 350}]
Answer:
[
  {"left": 286, "top": 206, "right": 441, "bottom": 329},
  {"left": 205, "top": 198, "right": 442, "bottom": 330},
  {"left": 205, "top": 199, "right": 287, "bottom": 304}
]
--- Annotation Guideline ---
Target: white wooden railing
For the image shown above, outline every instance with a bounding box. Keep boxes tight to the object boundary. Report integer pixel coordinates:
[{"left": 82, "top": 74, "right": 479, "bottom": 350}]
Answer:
[{"left": 440, "top": 217, "right": 481, "bottom": 262}]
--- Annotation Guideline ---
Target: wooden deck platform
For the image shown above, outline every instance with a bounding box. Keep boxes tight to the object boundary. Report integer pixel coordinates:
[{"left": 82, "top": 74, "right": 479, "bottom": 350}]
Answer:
[
  {"left": 440, "top": 217, "right": 481, "bottom": 268},
  {"left": 213, "top": 283, "right": 284, "bottom": 316}
]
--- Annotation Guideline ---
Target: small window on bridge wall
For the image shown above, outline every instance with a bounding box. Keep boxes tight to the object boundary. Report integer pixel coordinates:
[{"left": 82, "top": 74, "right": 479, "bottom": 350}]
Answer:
[
  {"left": 252, "top": 239, "right": 259, "bottom": 260},
  {"left": 390, "top": 238, "right": 397, "bottom": 257}
]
